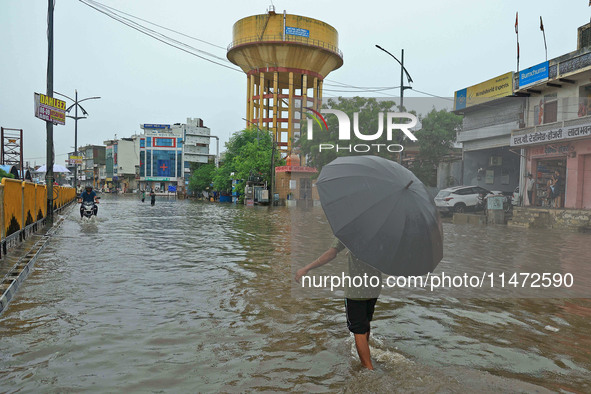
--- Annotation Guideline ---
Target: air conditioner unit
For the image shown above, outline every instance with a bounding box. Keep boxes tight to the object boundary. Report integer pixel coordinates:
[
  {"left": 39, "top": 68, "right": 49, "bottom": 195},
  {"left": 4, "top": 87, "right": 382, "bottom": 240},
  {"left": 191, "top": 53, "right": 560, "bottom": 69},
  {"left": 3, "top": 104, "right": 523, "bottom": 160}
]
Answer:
[{"left": 489, "top": 156, "right": 502, "bottom": 166}]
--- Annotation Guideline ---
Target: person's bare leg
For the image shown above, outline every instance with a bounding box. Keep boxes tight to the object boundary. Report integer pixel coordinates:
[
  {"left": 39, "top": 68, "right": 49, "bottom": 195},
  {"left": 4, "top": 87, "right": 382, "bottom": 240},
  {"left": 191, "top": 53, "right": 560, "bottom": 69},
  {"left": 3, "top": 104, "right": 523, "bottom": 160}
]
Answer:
[{"left": 354, "top": 333, "right": 373, "bottom": 370}]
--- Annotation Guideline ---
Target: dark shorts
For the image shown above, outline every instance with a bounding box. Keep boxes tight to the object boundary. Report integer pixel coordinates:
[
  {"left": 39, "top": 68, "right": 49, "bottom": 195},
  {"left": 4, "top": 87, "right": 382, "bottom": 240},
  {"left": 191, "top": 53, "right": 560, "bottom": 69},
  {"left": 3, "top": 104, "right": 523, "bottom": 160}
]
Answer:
[{"left": 345, "top": 298, "right": 377, "bottom": 334}]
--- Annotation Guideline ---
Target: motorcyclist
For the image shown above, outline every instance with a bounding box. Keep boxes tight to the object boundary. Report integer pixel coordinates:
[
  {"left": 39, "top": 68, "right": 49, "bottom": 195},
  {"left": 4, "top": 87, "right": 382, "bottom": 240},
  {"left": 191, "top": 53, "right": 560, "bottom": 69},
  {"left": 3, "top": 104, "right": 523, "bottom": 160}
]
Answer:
[{"left": 79, "top": 185, "right": 99, "bottom": 218}]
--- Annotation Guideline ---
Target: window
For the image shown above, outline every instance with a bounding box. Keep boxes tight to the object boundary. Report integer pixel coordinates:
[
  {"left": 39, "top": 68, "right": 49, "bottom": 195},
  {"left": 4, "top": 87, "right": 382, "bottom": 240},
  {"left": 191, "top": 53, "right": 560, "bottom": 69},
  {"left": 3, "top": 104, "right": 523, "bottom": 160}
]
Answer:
[
  {"left": 140, "top": 138, "right": 145, "bottom": 148},
  {"left": 578, "top": 85, "right": 591, "bottom": 117},
  {"left": 455, "top": 188, "right": 473, "bottom": 195},
  {"left": 147, "top": 138, "right": 152, "bottom": 147},
  {"left": 140, "top": 151, "right": 145, "bottom": 177},
  {"left": 146, "top": 150, "right": 152, "bottom": 176},
  {"left": 152, "top": 150, "right": 177, "bottom": 177},
  {"left": 177, "top": 152, "right": 182, "bottom": 178},
  {"left": 153, "top": 137, "right": 175, "bottom": 147},
  {"left": 543, "top": 100, "right": 558, "bottom": 124}
]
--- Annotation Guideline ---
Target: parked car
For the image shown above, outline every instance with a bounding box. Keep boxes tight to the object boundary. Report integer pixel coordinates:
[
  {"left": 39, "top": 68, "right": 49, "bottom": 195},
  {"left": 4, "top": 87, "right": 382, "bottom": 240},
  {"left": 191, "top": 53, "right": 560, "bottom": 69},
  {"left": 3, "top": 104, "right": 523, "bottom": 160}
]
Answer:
[{"left": 434, "top": 185, "right": 503, "bottom": 214}]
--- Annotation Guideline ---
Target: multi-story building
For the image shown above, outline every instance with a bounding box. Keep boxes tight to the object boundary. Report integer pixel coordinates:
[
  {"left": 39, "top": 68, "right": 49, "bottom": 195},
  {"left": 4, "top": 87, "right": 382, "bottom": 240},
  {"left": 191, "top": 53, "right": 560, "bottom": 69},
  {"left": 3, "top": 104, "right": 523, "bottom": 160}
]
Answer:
[
  {"left": 105, "top": 136, "right": 140, "bottom": 192},
  {"left": 139, "top": 118, "right": 211, "bottom": 193},
  {"left": 78, "top": 144, "right": 106, "bottom": 189},
  {"left": 453, "top": 73, "right": 523, "bottom": 194},
  {"left": 511, "top": 23, "right": 591, "bottom": 209}
]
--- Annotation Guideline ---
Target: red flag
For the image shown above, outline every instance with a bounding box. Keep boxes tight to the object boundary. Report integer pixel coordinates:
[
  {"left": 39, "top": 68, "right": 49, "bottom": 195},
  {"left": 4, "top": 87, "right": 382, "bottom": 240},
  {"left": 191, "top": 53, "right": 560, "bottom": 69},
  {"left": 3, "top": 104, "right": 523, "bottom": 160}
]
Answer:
[
  {"left": 515, "top": 12, "right": 518, "bottom": 34},
  {"left": 540, "top": 16, "right": 544, "bottom": 31}
]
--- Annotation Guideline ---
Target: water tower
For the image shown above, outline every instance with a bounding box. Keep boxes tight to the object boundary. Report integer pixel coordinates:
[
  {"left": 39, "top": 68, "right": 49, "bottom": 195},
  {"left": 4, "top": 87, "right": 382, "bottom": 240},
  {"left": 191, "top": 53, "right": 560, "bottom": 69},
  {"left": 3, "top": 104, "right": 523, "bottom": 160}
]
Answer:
[{"left": 227, "top": 7, "right": 343, "bottom": 155}]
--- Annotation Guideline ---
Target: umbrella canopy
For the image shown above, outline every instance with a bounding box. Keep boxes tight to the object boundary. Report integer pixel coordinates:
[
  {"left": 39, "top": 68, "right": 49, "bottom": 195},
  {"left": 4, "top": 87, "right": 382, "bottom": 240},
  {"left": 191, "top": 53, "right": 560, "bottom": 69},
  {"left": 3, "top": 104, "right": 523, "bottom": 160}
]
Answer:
[
  {"left": 36, "top": 164, "right": 71, "bottom": 173},
  {"left": 317, "top": 155, "right": 443, "bottom": 276}
]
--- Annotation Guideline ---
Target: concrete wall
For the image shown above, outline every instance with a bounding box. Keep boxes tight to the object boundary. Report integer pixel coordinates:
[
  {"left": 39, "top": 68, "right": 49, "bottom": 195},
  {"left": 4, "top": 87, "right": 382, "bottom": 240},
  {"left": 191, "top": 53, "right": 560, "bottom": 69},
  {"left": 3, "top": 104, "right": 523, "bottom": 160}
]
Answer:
[
  {"left": 463, "top": 147, "right": 520, "bottom": 193},
  {"left": 117, "top": 139, "right": 139, "bottom": 176},
  {"left": 437, "top": 159, "right": 463, "bottom": 190}
]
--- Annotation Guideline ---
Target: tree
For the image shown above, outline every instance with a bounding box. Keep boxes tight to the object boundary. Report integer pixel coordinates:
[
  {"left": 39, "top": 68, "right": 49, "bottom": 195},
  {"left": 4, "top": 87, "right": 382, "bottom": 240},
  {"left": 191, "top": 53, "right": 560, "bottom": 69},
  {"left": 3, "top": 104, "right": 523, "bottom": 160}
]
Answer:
[
  {"left": 188, "top": 163, "right": 215, "bottom": 194},
  {"left": 0, "top": 168, "right": 14, "bottom": 179},
  {"left": 212, "top": 128, "right": 280, "bottom": 199},
  {"left": 297, "top": 97, "right": 401, "bottom": 171},
  {"left": 410, "top": 109, "right": 462, "bottom": 187}
]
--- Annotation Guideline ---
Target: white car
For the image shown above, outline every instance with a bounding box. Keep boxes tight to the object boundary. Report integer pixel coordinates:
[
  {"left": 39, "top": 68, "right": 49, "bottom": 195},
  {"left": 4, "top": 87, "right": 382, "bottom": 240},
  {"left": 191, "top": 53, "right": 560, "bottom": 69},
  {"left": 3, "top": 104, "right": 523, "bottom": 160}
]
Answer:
[{"left": 434, "top": 185, "right": 503, "bottom": 214}]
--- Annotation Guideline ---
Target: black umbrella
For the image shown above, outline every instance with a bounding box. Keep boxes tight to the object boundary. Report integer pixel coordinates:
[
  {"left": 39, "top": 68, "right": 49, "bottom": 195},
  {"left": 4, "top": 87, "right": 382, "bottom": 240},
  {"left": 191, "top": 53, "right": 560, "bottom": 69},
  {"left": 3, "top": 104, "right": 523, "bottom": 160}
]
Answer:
[{"left": 316, "top": 155, "right": 443, "bottom": 276}]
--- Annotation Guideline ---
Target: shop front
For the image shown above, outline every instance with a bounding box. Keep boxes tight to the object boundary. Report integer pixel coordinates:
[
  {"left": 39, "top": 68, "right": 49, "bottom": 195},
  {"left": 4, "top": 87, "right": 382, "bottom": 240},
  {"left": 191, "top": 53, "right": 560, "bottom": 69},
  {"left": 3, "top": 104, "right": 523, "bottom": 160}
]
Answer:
[
  {"left": 526, "top": 146, "right": 568, "bottom": 208},
  {"left": 140, "top": 177, "right": 182, "bottom": 195},
  {"left": 512, "top": 120, "right": 591, "bottom": 210}
]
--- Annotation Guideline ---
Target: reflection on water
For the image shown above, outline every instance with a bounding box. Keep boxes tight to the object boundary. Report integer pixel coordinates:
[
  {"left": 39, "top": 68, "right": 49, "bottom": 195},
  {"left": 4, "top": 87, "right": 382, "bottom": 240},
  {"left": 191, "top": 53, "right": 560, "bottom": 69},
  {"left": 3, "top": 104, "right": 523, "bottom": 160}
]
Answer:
[{"left": 0, "top": 196, "right": 589, "bottom": 392}]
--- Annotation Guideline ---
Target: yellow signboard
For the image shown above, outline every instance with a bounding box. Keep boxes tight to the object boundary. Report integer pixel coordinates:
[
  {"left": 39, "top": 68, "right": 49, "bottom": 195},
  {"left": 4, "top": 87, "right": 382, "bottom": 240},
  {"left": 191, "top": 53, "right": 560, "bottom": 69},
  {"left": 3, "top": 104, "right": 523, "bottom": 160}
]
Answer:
[
  {"left": 34, "top": 92, "right": 66, "bottom": 125},
  {"left": 454, "top": 72, "right": 514, "bottom": 110},
  {"left": 68, "top": 155, "right": 83, "bottom": 165}
]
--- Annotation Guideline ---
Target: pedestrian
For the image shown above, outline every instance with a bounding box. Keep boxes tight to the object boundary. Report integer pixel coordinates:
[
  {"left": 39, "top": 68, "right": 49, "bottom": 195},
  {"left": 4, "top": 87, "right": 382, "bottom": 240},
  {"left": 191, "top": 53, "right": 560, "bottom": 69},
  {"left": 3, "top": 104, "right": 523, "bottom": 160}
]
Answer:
[
  {"left": 150, "top": 188, "right": 156, "bottom": 206},
  {"left": 551, "top": 170, "right": 564, "bottom": 208},
  {"left": 546, "top": 179, "right": 554, "bottom": 207},
  {"left": 526, "top": 173, "right": 535, "bottom": 205},
  {"left": 295, "top": 239, "right": 382, "bottom": 370},
  {"left": 141, "top": 189, "right": 146, "bottom": 203}
]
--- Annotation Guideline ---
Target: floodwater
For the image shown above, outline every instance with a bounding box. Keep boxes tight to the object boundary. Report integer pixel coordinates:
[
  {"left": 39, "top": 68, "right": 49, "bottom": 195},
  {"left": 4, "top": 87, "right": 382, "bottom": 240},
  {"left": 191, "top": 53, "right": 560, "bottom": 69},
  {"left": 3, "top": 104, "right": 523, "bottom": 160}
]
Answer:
[{"left": 0, "top": 195, "right": 590, "bottom": 392}]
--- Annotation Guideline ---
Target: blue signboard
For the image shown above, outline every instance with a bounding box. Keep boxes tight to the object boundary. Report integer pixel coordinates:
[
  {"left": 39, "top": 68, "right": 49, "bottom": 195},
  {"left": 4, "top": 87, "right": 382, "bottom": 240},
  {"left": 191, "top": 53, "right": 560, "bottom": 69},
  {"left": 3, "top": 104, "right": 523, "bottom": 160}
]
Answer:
[
  {"left": 285, "top": 26, "right": 310, "bottom": 38},
  {"left": 454, "top": 88, "right": 467, "bottom": 111},
  {"left": 143, "top": 124, "right": 170, "bottom": 129},
  {"left": 519, "top": 61, "right": 549, "bottom": 89}
]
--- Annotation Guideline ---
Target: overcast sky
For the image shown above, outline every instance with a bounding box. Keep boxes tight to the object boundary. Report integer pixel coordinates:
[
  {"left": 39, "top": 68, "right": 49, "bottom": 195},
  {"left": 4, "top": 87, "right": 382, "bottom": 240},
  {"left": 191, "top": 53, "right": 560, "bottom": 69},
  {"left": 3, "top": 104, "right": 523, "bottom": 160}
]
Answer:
[{"left": 1, "top": 0, "right": 589, "bottom": 166}]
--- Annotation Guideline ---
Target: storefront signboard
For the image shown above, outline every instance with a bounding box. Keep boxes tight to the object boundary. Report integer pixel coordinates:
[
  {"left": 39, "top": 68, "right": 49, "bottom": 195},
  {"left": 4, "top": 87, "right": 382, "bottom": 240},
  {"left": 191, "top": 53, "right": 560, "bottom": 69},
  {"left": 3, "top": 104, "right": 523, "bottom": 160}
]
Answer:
[
  {"left": 454, "top": 72, "right": 514, "bottom": 110},
  {"left": 145, "top": 177, "right": 171, "bottom": 181},
  {"left": 511, "top": 121, "right": 591, "bottom": 147},
  {"left": 519, "top": 61, "right": 549, "bottom": 89}
]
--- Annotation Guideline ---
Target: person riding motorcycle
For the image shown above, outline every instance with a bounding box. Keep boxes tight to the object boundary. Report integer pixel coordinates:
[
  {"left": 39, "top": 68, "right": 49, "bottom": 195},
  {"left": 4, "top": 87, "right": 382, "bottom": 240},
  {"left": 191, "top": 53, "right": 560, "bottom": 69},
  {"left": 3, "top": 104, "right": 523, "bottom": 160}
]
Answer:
[{"left": 79, "top": 185, "right": 99, "bottom": 218}]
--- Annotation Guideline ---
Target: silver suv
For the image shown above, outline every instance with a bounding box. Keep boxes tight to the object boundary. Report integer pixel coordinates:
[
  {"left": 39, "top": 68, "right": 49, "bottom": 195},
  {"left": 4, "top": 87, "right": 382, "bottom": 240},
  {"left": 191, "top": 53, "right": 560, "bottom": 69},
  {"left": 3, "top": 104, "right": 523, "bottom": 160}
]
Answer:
[{"left": 435, "top": 185, "right": 501, "bottom": 214}]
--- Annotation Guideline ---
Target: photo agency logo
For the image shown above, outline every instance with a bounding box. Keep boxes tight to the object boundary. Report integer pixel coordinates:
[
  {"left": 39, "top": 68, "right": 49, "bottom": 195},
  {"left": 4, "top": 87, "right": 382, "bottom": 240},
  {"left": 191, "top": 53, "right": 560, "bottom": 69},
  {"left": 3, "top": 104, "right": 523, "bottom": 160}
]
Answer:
[{"left": 305, "top": 107, "right": 418, "bottom": 153}]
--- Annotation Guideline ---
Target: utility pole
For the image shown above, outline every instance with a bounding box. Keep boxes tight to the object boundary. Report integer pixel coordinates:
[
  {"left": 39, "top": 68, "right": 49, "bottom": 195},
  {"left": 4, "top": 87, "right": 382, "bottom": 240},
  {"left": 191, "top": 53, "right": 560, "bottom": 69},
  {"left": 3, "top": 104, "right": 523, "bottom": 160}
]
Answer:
[
  {"left": 375, "top": 45, "right": 413, "bottom": 164},
  {"left": 46, "top": 0, "right": 54, "bottom": 224},
  {"left": 54, "top": 90, "right": 100, "bottom": 189}
]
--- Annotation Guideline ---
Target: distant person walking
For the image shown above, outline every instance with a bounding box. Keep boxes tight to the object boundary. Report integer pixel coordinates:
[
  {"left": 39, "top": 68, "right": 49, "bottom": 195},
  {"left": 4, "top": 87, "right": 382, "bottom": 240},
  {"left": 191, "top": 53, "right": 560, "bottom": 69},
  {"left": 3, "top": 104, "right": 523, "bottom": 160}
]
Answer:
[
  {"left": 141, "top": 190, "right": 146, "bottom": 203},
  {"left": 150, "top": 189, "right": 156, "bottom": 206}
]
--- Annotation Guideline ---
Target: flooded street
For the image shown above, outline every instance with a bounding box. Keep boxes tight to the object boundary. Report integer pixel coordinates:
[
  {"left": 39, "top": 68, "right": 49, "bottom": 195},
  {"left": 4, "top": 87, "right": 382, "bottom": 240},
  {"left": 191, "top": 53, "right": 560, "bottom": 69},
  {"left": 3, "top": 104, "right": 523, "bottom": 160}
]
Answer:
[{"left": 1, "top": 195, "right": 590, "bottom": 392}]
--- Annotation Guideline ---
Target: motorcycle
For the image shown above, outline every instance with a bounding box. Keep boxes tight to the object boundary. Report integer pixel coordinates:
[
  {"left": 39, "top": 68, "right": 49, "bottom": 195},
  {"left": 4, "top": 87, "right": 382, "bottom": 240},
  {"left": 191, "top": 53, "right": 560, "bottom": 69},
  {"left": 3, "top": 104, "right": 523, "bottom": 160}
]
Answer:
[{"left": 80, "top": 197, "right": 99, "bottom": 219}]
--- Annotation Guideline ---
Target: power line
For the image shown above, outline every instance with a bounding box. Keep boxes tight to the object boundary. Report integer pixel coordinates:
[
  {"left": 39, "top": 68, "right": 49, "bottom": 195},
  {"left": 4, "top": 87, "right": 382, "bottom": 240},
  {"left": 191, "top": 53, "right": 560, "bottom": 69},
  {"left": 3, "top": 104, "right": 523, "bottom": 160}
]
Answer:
[
  {"left": 78, "top": 0, "right": 242, "bottom": 72},
  {"left": 84, "top": 0, "right": 227, "bottom": 50},
  {"left": 79, "top": 1, "right": 456, "bottom": 105},
  {"left": 80, "top": 0, "right": 278, "bottom": 72}
]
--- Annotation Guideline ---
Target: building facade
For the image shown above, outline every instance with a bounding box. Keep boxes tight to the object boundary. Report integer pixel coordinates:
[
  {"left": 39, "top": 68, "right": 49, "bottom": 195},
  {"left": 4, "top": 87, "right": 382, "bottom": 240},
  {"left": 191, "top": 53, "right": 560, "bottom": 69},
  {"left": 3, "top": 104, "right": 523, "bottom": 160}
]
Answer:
[
  {"left": 511, "top": 23, "right": 591, "bottom": 209},
  {"left": 454, "top": 73, "right": 523, "bottom": 194},
  {"left": 78, "top": 145, "right": 106, "bottom": 189},
  {"left": 105, "top": 136, "right": 140, "bottom": 192},
  {"left": 139, "top": 118, "right": 211, "bottom": 193}
]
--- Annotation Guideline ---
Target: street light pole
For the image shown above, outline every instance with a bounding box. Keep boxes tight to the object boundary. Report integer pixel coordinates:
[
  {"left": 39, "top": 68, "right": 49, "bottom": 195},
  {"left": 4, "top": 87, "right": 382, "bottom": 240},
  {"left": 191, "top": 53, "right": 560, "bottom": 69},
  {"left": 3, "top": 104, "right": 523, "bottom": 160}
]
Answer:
[
  {"left": 54, "top": 90, "right": 100, "bottom": 189},
  {"left": 375, "top": 45, "right": 413, "bottom": 163}
]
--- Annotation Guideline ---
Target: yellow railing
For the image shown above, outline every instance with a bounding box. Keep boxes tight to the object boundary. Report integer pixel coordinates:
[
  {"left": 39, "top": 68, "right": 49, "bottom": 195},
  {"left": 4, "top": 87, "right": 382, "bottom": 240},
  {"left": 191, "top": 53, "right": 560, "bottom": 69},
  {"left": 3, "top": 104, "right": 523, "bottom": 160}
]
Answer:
[{"left": 0, "top": 179, "right": 77, "bottom": 239}]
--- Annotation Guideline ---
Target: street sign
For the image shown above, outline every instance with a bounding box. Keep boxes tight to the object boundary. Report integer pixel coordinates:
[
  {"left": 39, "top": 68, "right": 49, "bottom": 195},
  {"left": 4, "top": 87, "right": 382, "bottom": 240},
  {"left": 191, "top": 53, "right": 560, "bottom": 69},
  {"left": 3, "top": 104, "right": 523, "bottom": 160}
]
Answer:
[
  {"left": 69, "top": 155, "right": 83, "bottom": 165},
  {"left": 34, "top": 93, "right": 66, "bottom": 125}
]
